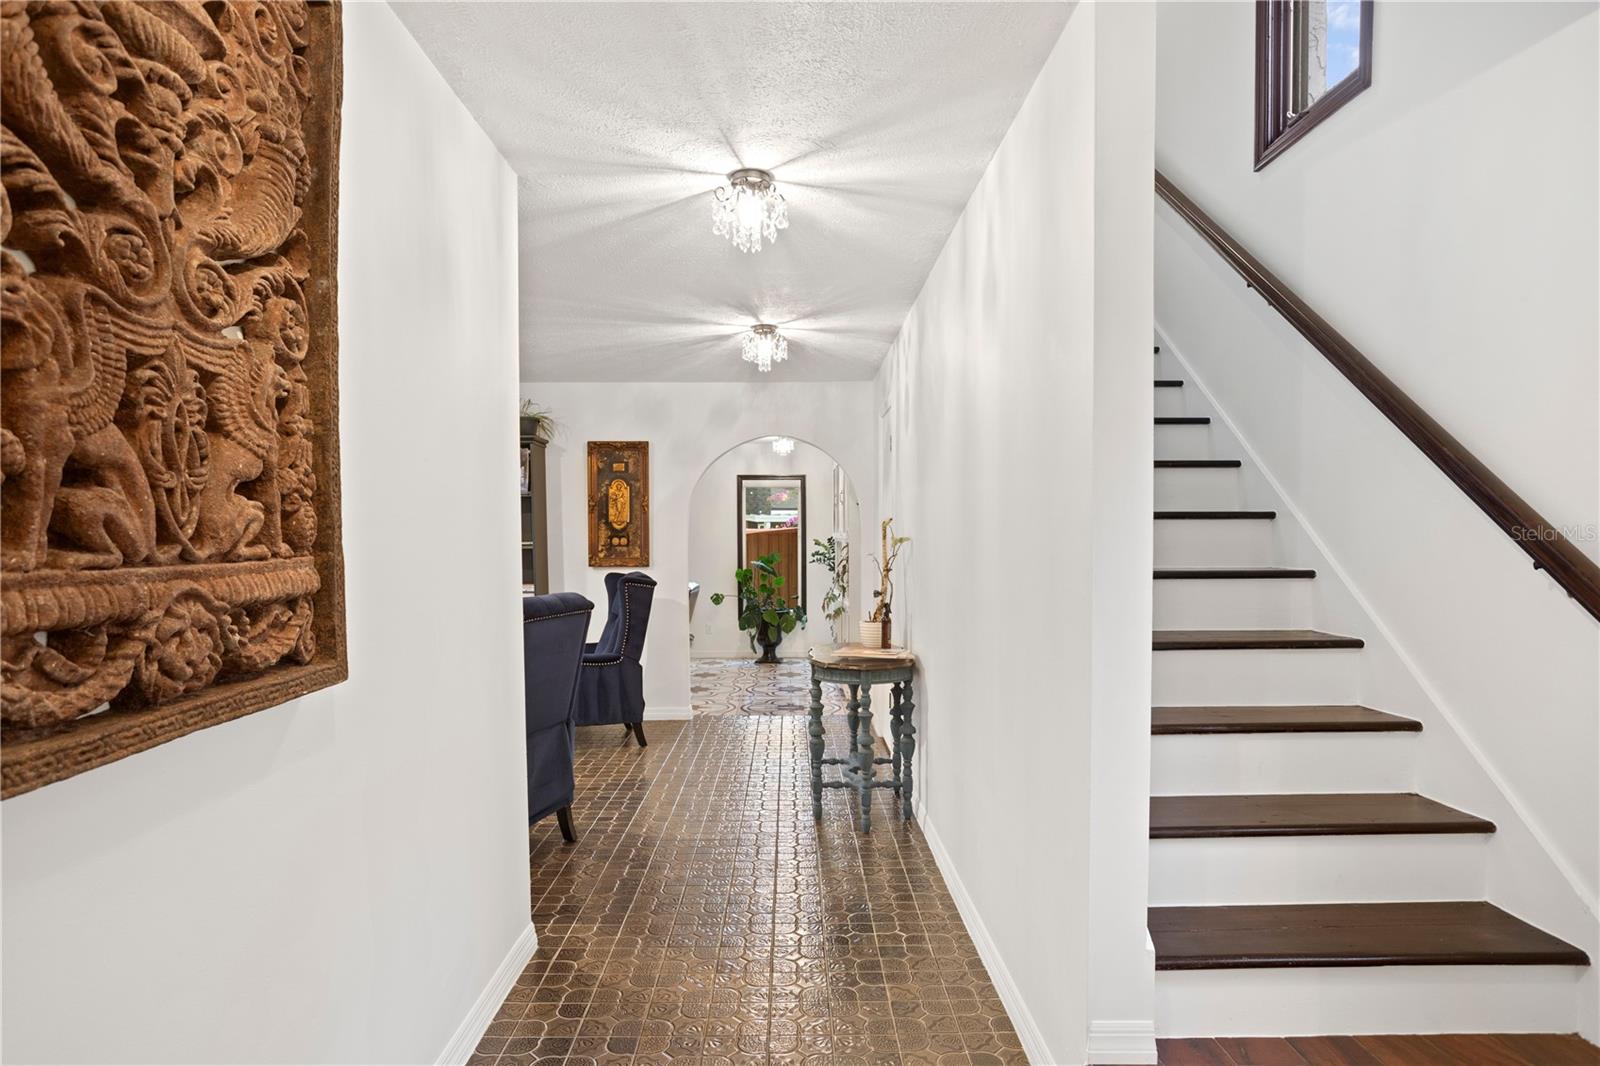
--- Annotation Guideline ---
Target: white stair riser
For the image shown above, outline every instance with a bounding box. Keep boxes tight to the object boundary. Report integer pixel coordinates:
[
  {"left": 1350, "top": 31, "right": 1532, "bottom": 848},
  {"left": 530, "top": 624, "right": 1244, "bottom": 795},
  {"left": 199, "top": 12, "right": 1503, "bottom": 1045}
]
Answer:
[
  {"left": 1155, "top": 424, "right": 1217, "bottom": 459},
  {"left": 1155, "top": 966, "right": 1584, "bottom": 1037},
  {"left": 1153, "top": 578, "right": 1314, "bottom": 629},
  {"left": 1155, "top": 388, "right": 1192, "bottom": 418},
  {"left": 1153, "top": 648, "right": 1363, "bottom": 705},
  {"left": 1154, "top": 520, "right": 1278, "bottom": 567},
  {"left": 1152, "top": 731, "right": 1415, "bottom": 794},
  {"left": 1150, "top": 834, "right": 1486, "bottom": 906},
  {"left": 1155, "top": 468, "right": 1244, "bottom": 510},
  {"left": 1154, "top": 353, "right": 1186, "bottom": 380}
]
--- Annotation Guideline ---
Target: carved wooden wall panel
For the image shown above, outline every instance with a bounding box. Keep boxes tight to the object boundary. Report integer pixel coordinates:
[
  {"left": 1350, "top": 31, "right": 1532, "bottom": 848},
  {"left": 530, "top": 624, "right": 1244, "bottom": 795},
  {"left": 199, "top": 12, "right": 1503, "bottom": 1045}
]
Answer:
[
  {"left": 0, "top": 0, "right": 346, "bottom": 797},
  {"left": 587, "top": 441, "right": 649, "bottom": 568}
]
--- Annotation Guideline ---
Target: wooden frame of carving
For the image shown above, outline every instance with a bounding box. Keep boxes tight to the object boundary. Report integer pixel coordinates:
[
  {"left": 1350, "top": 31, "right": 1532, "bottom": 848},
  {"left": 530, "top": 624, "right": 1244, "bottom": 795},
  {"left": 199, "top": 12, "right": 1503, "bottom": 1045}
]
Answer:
[
  {"left": 1, "top": 1, "right": 347, "bottom": 798},
  {"left": 587, "top": 441, "right": 649, "bottom": 568}
]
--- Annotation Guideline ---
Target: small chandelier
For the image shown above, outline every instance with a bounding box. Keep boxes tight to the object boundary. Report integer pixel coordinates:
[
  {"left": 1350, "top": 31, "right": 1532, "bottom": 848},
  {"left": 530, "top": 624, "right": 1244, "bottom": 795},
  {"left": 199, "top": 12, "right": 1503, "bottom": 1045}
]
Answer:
[
  {"left": 770, "top": 436, "right": 796, "bottom": 457},
  {"left": 741, "top": 324, "right": 788, "bottom": 372},
  {"left": 712, "top": 168, "right": 787, "bottom": 253}
]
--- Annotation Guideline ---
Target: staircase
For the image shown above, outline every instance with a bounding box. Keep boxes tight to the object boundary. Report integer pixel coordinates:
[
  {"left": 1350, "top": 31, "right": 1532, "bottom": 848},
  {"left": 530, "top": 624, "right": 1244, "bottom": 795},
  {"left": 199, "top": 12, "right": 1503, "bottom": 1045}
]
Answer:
[{"left": 1147, "top": 343, "right": 1590, "bottom": 1037}]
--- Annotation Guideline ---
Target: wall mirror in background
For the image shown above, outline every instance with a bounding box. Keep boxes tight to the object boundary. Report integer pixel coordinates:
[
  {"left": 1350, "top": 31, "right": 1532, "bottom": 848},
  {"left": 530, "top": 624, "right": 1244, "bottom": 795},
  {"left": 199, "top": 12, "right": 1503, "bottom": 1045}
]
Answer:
[{"left": 736, "top": 475, "right": 807, "bottom": 609}]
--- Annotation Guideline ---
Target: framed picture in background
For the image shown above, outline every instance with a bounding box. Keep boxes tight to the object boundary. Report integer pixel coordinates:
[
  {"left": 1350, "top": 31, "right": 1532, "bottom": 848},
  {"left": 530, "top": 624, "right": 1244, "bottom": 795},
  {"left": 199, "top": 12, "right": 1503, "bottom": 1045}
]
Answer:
[{"left": 588, "top": 441, "right": 650, "bottom": 567}]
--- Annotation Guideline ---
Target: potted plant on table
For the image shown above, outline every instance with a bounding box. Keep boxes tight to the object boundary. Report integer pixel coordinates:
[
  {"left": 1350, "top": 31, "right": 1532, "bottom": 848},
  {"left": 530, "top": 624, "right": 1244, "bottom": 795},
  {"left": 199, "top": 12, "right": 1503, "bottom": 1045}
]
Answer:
[
  {"left": 860, "top": 518, "right": 909, "bottom": 649},
  {"left": 709, "top": 552, "right": 807, "bottom": 664}
]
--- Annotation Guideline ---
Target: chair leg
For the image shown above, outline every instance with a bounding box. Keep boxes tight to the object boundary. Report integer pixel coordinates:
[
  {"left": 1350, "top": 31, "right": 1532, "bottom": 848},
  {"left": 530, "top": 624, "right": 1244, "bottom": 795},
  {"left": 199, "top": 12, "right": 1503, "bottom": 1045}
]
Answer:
[
  {"left": 631, "top": 721, "right": 647, "bottom": 747},
  {"left": 622, "top": 722, "right": 633, "bottom": 741},
  {"left": 556, "top": 805, "right": 577, "bottom": 844}
]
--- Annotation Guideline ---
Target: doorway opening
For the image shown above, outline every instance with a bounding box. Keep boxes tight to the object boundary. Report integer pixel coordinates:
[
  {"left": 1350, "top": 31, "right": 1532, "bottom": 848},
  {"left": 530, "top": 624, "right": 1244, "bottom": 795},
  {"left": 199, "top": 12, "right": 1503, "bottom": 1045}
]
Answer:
[{"left": 687, "top": 436, "right": 860, "bottom": 674}]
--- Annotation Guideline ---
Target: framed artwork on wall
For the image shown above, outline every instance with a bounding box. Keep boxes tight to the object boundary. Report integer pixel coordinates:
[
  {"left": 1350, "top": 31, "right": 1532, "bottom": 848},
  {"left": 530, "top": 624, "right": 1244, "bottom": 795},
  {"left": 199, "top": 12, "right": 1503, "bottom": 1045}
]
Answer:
[
  {"left": 0, "top": 1, "right": 347, "bottom": 798},
  {"left": 588, "top": 441, "right": 650, "bottom": 568}
]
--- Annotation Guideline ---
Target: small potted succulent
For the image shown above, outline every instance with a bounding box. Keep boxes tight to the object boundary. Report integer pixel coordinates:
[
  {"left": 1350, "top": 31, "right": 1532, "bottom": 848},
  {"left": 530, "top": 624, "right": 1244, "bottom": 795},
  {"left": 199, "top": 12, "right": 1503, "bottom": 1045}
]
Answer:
[
  {"left": 709, "top": 552, "right": 807, "bottom": 664},
  {"left": 860, "top": 518, "right": 909, "bottom": 649}
]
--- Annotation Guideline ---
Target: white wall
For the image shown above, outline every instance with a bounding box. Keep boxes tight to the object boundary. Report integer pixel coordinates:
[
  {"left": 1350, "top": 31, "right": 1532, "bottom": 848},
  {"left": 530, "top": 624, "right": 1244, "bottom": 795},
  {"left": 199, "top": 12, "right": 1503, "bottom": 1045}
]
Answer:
[
  {"left": 523, "top": 381, "right": 876, "bottom": 715},
  {"left": 688, "top": 438, "right": 860, "bottom": 658},
  {"left": 1155, "top": 1, "right": 1599, "bottom": 553},
  {"left": 1155, "top": 0, "right": 1599, "bottom": 1038},
  {"left": 1085, "top": 5, "right": 1159, "bottom": 1063},
  {"left": 1, "top": 7, "right": 529, "bottom": 1063},
  {"left": 875, "top": 6, "right": 1156, "bottom": 1062}
]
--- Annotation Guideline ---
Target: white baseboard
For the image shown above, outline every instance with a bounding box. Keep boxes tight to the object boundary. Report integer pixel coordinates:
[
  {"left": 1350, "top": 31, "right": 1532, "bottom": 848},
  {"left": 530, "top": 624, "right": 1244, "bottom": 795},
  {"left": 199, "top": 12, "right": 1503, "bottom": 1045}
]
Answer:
[
  {"left": 1086, "top": 1020, "right": 1158, "bottom": 1064},
  {"left": 919, "top": 815, "right": 1053, "bottom": 1065},
  {"left": 644, "top": 706, "right": 692, "bottom": 720},
  {"left": 436, "top": 922, "right": 537, "bottom": 1066}
]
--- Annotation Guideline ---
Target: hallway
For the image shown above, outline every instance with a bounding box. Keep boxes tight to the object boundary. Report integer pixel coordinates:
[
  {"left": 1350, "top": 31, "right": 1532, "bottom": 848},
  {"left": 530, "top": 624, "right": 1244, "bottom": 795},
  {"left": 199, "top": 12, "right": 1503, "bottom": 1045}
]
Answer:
[{"left": 473, "top": 660, "right": 1025, "bottom": 1065}]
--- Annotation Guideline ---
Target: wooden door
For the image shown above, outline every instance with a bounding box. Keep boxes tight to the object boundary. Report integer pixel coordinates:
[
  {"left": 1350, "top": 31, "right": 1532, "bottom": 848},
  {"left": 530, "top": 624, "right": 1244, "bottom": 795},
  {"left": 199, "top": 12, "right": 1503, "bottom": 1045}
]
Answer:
[{"left": 745, "top": 527, "right": 801, "bottom": 607}]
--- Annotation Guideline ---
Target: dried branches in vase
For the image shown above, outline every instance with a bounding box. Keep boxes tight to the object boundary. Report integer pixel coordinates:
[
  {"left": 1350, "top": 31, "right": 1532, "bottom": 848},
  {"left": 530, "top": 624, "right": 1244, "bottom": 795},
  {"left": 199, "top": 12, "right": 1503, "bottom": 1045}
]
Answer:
[{"left": 860, "top": 519, "right": 910, "bottom": 649}]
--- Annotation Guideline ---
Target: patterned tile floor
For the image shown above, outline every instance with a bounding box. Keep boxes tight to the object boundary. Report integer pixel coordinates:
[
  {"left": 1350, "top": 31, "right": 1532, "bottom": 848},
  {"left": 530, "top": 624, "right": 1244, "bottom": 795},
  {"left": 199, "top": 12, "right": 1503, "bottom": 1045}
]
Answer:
[
  {"left": 688, "top": 658, "right": 849, "bottom": 717},
  {"left": 472, "top": 657, "right": 1024, "bottom": 1066}
]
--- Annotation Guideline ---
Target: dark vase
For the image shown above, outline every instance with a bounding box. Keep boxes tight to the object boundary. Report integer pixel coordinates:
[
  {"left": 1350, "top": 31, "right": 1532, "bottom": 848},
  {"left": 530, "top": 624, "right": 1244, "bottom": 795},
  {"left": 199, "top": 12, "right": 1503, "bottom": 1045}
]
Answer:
[
  {"left": 519, "top": 415, "right": 549, "bottom": 443},
  {"left": 755, "top": 623, "right": 782, "bottom": 664}
]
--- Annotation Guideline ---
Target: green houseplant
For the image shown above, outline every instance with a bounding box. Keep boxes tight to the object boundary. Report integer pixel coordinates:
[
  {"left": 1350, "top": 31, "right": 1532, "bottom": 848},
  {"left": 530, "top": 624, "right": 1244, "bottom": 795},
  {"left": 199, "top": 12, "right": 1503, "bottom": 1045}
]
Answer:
[
  {"left": 709, "top": 553, "right": 807, "bottom": 663},
  {"left": 518, "top": 399, "right": 560, "bottom": 442},
  {"left": 809, "top": 536, "right": 849, "bottom": 644}
]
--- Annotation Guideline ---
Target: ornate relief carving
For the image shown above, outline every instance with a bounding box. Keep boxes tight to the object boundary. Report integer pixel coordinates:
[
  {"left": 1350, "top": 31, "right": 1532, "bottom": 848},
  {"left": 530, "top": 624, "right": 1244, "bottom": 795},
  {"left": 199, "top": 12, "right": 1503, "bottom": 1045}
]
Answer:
[{"left": 0, "top": 0, "right": 345, "bottom": 797}]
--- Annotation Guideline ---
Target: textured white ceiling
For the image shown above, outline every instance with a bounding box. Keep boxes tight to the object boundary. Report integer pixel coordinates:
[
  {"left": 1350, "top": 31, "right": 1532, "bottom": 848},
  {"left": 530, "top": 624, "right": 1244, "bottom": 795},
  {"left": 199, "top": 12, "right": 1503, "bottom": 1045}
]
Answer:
[{"left": 392, "top": 2, "right": 1073, "bottom": 381}]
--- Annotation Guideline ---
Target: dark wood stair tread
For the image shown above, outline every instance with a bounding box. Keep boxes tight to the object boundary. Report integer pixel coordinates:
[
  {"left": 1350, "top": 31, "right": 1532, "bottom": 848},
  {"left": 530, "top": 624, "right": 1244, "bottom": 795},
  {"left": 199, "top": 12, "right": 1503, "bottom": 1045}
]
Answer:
[
  {"left": 1155, "top": 509, "right": 1277, "bottom": 520},
  {"left": 1156, "top": 379, "right": 1184, "bottom": 387},
  {"left": 1156, "top": 416, "right": 1210, "bottom": 425},
  {"left": 1150, "top": 793, "right": 1494, "bottom": 838},
  {"left": 1154, "top": 567, "right": 1316, "bottom": 580},
  {"left": 1153, "top": 705, "right": 1420, "bottom": 734},
  {"left": 1150, "top": 901, "right": 1590, "bottom": 970},
  {"left": 1154, "top": 629, "right": 1365, "bottom": 650},
  {"left": 1156, "top": 459, "right": 1242, "bottom": 468}
]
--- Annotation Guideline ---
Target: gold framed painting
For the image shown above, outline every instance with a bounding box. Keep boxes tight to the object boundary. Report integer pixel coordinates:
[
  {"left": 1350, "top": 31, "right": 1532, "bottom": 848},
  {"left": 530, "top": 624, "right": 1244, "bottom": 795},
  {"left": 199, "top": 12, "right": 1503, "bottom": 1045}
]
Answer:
[{"left": 587, "top": 442, "right": 650, "bottom": 568}]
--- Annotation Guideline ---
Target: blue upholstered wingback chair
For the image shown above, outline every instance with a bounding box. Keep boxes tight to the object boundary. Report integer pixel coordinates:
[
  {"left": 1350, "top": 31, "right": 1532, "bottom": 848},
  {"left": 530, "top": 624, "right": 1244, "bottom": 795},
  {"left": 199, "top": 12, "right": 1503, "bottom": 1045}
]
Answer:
[
  {"left": 573, "top": 571, "right": 656, "bottom": 746},
  {"left": 522, "top": 591, "right": 594, "bottom": 842}
]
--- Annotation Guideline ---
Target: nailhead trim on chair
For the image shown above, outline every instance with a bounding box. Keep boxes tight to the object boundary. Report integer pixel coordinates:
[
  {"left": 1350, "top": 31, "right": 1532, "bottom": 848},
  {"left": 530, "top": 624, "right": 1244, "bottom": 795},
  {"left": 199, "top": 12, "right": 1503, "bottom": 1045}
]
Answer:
[
  {"left": 524, "top": 608, "right": 593, "bottom": 624},
  {"left": 582, "top": 580, "right": 647, "bottom": 668}
]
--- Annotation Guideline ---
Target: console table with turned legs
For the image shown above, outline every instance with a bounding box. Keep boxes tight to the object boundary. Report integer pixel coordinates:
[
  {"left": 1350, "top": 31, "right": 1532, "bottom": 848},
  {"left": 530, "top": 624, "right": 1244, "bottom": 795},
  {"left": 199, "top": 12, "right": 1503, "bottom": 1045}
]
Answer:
[{"left": 807, "top": 644, "right": 917, "bottom": 832}]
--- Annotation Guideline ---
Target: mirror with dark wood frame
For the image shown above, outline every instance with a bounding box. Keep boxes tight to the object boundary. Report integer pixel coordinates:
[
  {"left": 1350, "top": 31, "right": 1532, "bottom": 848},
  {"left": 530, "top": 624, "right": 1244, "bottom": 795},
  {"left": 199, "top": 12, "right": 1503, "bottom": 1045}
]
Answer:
[{"left": 736, "top": 474, "right": 807, "bottom": 609}]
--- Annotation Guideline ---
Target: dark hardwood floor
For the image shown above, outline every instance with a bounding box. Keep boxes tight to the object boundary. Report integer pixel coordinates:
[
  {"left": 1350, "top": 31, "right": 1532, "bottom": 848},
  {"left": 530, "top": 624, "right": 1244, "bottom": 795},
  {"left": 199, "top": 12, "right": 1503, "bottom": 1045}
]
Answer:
[
  {"left": 1152, "top": 629, "right": 1365, "bottom": 651},
  {"left": 1149, "top": 792, "right": 1495, "bottom": 839},
  {"left": 1141, "top": 1033, "right": 1600, "bottom": 1065},
  {"left": 1152, "top": 705, "right": 1419, "bottom": 734},
  {"left": 1150, "top": 901, "right": 1591, "bottom": 970}
]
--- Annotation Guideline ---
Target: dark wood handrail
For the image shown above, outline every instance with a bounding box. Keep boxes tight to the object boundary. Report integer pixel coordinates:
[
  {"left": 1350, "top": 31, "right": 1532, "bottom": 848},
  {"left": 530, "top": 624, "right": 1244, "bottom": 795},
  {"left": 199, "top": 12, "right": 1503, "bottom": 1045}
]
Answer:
[{"left": 1155, "top": 170, "right": 1600, "bottom": 624}]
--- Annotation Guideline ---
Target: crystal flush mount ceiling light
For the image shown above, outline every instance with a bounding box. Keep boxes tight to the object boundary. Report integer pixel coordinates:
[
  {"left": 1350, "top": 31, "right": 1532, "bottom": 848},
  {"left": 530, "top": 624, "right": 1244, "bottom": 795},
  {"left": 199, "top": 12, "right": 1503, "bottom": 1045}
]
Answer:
[
  {"left": 712, "top": 168, "right": 787, "bottom": 253},
  {"left": 741, "top": 324, "right": 788, "bottom": 373},
  {"left": 770, "top": 437, "right": 796, "bottom": 457}
]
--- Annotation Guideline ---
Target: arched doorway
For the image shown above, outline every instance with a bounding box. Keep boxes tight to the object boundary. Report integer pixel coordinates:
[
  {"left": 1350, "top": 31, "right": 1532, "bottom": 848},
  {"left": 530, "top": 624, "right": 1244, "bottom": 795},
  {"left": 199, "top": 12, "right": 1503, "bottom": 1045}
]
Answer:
[{"left": 686, "top": 436, "right": 861, "bottom": 696}]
